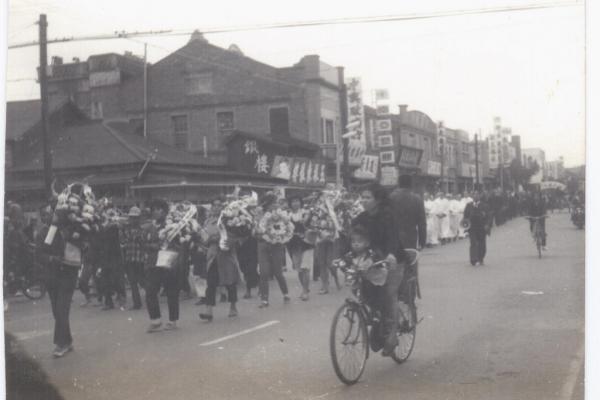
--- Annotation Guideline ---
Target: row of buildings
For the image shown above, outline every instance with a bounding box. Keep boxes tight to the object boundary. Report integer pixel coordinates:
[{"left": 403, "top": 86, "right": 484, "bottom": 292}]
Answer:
[{"left": 4, "top": 31, "right": 565, "bottom": 207}]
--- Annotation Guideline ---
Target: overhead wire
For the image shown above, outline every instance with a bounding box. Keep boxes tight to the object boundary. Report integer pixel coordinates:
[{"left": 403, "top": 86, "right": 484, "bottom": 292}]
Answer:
[{"left": 7, "top": 1, "right": 581, "bottom": 49}]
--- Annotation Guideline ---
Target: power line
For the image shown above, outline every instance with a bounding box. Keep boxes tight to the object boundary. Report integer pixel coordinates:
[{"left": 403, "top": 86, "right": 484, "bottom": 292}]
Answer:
[{"left": 7, "top": 1, "right": 581, "bottom": 50}]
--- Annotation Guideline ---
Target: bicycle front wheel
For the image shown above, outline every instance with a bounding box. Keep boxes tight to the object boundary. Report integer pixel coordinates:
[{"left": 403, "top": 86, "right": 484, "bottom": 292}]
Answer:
[
  {"left": 392, "top": 299, "right": 417, "bottom": 364},
  {"left": 330, "top": 302, "right": 369, "bottom": 385}
]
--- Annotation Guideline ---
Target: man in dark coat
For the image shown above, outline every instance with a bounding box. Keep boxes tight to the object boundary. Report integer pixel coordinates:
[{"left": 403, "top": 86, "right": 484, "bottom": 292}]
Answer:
[
  {"left": 388, "top": 175, "right": 427, "bottom": 249},
  {"left": 463, "top": 191, "right": 492, "bottom": 266}
]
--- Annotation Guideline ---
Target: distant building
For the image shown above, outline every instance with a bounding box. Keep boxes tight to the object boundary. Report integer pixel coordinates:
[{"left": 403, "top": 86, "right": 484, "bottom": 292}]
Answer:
[
  {"left": 522, "top": 148, "right": 546, "bottom": 183},
  {"left": 43, "top": 53, "right": 145, "bottom": 120},
  {"left": 545, "top": 157, "right": 565, "bottom": 181}
]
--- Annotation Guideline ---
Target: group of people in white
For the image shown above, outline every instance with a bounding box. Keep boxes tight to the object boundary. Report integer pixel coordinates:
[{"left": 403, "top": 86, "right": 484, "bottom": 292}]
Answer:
[{"left": 424, "top": 192, "right": 473, "bottom": 246}]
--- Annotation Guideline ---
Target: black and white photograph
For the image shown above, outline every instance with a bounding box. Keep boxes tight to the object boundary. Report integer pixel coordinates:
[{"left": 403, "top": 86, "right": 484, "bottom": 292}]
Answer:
[{"left": 1, "top": 0, "right": 596, "bottom": 399}]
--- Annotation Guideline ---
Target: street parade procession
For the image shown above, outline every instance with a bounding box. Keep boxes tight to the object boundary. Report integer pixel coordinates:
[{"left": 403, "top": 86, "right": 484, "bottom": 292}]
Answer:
[{"left": 2, "top": 1, "right": 589, "bottom": 399}]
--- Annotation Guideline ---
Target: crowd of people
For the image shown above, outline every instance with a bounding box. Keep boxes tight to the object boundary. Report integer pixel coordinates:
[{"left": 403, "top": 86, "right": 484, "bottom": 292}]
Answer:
[{"left": 3, "top": 177, "right": 580, "bottom": 359}]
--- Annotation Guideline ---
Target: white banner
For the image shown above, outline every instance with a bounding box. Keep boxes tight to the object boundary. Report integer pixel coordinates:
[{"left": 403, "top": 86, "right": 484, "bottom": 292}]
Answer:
[
  {"left": 348, "top": 142, "right": 366, "bottom": 166},
  {"left": 345, "top": 77, "right": 366, "bottom": 146},
  {"left": 353, "top": 155, "right": 379, "bottom": 180}
]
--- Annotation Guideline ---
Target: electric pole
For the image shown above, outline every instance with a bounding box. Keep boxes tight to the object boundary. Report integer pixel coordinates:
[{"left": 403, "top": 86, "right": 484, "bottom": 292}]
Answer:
[
  {"left": 474, "top": 133, "right": 480, "bottom": 192},
  {"left": 39, "top": 14, "right": 53, "bottom": 198},
  {"left": 143, "top": 42, "right": 148, "bottom": 139},
  {"left": 337, "top": 67, "right": 349, "bottom": 188}
]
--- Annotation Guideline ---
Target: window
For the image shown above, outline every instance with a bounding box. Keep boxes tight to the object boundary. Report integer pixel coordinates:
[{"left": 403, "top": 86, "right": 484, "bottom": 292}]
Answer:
[
  {"left": 171, "top": 115, "right": 189, "bottom": 150},
  {"left": 217, "top": 111, "right": 234, "bottom": 134},
  {"left": 321, "top": 118, "right": 335, "bottom": 144},
  {"left": 407, "top": 133, "right": 417, "bottom": 147},
  {"left": 185, "top": 73, "right": 213, "bottom": 95},
  {"left": 269, "top": 106, "right": 289, "bottom": 137}
]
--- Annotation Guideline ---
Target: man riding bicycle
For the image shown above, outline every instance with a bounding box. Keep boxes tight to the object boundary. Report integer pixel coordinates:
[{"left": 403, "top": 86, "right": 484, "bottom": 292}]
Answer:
[{"left": 527, "top": 191, "right": 548, "bottom": 251}]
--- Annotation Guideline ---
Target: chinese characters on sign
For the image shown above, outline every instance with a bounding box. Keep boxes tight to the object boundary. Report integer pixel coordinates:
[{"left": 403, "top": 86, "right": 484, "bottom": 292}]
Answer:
[
  {"left": 427, "top": 161, "right": 442, "bottom": 176},
  {"left": 345, "top": 77, "right": 367, "bottom": 146},
  {"left": 397, "top": 146, "right": 422, "bottom": 168},
  {"left": 244, "top": 140, "right": 270, "bottom": 174},
  {"left": 353, "top": 155, "right": 379, "bottom": 180},
  {"left": 289, "top": 158, "right": 326, "bottom": 186},
  {"left": 348, "top": 142, "right": 366, "bottom": 166}
]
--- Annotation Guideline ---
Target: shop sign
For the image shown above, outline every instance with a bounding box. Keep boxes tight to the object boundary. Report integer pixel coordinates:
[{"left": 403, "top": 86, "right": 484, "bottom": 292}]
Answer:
[
  {"left": 345, "top": 77, "right": 366, "bottom": 145},
  {"left": 398, "top": 146, "right": 422, "bottom": 168},
  {"left": 427, "top": 160, "right": 441, "bottom": 176},
  {"left": 376, "top": 119, "right": 392, "bottom": 132},
  {"left": 288, "top": 157, "right": 327, "bottom": 186},
  {"left": 348, "top": 141, "right": 366, "bottom": 166},
  {"left": 380, "top": 166, "right": 399, "bottom": 186},
  {"left": 353, "top": 155, "right": 379, "bottom": 180},
  {"left": 379, "top": 150, "right": 396, "bottom": 164}
]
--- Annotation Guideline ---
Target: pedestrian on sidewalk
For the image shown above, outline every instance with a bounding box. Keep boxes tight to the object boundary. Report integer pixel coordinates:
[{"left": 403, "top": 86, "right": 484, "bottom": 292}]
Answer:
[
  {"left": 119, "top": 206, "right": 146, "bottom": 310},
  {"left": 463, "top": 191, "right": 492, "bottom": 266},
  {"left": 144, "top": 199, "right": 181, "bottom": 333}
]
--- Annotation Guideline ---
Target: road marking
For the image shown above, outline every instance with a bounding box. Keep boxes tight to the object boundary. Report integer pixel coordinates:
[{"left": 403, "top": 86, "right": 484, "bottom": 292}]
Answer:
[
  {"left": 199, "top": 320, "right": 280, "bottom": 347},
  {"left": 560, "top": 331, "right": 585, "bottom": 400},
  {"left": 14, "top": 329, "right": 52, "bottom": 341}
]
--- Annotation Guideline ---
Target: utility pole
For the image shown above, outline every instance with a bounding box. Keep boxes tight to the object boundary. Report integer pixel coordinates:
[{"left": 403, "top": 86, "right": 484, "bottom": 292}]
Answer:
[
  {"left": 337, "top": 67, "right": 349, "bottom": 188},
  {"left": 438, "top": 121, "right": 446, "bottom": 193},
  {"left": 39, "top": 14, "right": 53, "bottom": 198},
  {"left": 474, "top": 133, "right": 480, "bottom": 192},
  {"left": 143, "top": 42, "right": 148, "bottom": 139},
  {"left": 499, "top": 143, "right": 504, "bottom": 191}
]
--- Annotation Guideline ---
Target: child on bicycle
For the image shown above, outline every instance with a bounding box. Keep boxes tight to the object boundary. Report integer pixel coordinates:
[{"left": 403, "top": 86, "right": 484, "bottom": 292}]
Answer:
[{"left": 332, "top": 226, "right": 388, "bottom": 287}]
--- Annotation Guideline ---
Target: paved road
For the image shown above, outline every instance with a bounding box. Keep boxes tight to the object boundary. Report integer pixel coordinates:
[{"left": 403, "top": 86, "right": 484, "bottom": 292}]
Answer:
[{"left": 5, "top": 212, "right": 584, "bottom": 400}]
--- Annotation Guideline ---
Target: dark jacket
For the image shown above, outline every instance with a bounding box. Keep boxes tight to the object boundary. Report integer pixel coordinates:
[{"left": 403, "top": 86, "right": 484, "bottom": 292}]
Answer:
[
  {"left": 352, "top": 206, "right": 406, "bottom": 263},
  {"left": 528, "top": 198, "right": 547, "bottom": 217},
  {"left": 388, "top": 188, "right": 427, "bottom": 249},
  {"left": 463, "top": 201, "right": 491, "bottom": 236},
  {"left": 35, "top": 224, "right": 66, "bottom": 267}
]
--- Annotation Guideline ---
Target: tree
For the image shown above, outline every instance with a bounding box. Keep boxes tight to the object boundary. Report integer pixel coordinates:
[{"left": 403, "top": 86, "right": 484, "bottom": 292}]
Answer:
[{"left": 509, "top": 159, "right": 539, "bottom": 188}]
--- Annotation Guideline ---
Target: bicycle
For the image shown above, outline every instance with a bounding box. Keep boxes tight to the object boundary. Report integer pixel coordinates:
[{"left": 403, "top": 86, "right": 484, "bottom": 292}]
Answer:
[
  {"left": 526, "top": 216, "right": 548, "bottom": 259},
  {"left": 329, "top": 249, "right": 419, "bottom": 385}
]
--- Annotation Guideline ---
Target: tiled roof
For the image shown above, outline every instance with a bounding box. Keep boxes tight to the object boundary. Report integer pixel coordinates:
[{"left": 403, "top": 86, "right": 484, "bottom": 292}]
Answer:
[
  {"left": 9, "top": 120, "right": 222, "bottom": 172},
  {"left": 5, "top": 97, "right": 69, "bottom": 141}
]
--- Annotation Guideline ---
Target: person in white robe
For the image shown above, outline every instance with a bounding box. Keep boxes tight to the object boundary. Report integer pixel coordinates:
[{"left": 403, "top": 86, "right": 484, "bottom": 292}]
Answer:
[
  {"left": 424, "top": 193, "right": 438, "bottom": 246},
  {"left": 449, "top": 194, "right": 462, "bottom": 240}
]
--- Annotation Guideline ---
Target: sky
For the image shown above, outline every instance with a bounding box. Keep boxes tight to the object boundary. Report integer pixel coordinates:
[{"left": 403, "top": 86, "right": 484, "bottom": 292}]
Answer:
[{"left": 4, "top": 0, "right": 586, "bottom": 166}]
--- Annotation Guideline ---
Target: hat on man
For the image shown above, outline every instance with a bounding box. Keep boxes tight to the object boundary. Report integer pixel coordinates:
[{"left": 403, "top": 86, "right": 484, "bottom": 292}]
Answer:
[{"left": 128, "top": 206, "right": 142, "bottom": 217}]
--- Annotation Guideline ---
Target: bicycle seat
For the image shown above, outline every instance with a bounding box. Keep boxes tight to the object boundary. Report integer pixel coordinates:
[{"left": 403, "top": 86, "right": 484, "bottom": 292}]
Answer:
[{"left": 404, "top": 249, "right": 420, "bottom": 267}]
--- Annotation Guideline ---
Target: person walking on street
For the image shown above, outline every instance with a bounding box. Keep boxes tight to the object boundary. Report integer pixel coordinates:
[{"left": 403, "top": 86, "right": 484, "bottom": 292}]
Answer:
[
  {"left": 257, "top": 193, "right": 290, "bottom": 308},
  {"left": 144, "top": 200, "right": 181, "bottom": 333},
  {"left": 120, "top": 206, "right": 146, "bottom": 310},
  {"left": 388, "top": 175, "right": 427, "bottom": 250},
  {"left": 286, "top": 196, "right": 313, "bottom": 301},
  {"left": 463, "top": 192, "right": 492, "bottom": 266},
  {"left": 36, "top": 204, "right": 80, "bottom": 358},
  {"left": 199, "top": 221, "right": 240, "bottom": 322}
]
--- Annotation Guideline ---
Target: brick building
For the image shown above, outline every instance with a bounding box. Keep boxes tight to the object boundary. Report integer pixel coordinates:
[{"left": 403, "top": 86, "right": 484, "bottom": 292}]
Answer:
[{"left": 117, "top": 32, "right": 344, "bottom": 173}]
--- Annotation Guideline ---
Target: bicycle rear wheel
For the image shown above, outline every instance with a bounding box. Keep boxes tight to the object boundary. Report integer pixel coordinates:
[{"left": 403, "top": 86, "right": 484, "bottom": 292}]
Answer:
[
  {"left": 392, "top": 286, "right": 417, "bottom": 364},
  {"left": 330, "top": 303, "right": 369, "bottom": 385}
]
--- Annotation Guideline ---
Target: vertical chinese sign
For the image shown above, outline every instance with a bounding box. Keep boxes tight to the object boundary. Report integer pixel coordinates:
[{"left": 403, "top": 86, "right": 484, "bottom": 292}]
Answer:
[{"left": 345, "top": 77, "right": 367, "bottom": 166}]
